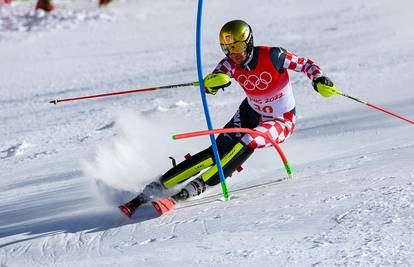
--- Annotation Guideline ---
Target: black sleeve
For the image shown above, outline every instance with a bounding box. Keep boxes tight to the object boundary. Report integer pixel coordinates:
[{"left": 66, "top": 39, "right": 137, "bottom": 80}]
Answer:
[{"left": 269, "top": 47, "right": 287, "bottom": 74}]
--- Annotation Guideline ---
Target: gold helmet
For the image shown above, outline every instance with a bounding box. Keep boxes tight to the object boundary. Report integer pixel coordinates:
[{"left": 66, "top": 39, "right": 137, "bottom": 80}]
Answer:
[{"left": 219, "top": 20, "right": 254, "bottom": 56}]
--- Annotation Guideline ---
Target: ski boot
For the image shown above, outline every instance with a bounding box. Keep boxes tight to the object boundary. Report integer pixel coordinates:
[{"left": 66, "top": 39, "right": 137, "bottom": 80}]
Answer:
[
  {"left": 118, "top": 193, "right": 146, "bottom": 218},
  {"left": 172, "top": 177, "right": 207, "bottom": 202},
  {"left": 149, "top": 178, "right": 206, "bottom": 215},
  {"left": 119, "top": 181, "right": 164, "bottom": 218}
]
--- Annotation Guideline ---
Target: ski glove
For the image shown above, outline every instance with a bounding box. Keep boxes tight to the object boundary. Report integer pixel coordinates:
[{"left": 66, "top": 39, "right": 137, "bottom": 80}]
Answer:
[
  {"left": 204, "top": 73, "right": 231, "bottom": 95},
  {"left": 312, "top": 76, "right": 338, "bottom": 98}
]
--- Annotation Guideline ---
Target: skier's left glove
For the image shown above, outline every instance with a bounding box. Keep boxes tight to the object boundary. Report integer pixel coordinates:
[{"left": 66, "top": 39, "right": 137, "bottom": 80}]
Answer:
[
  {"left": 312, "top": 76, "right": 338, "bottom": 98},
  {"left": 203, "top": 73, "right": 231, "bottom": 95}
]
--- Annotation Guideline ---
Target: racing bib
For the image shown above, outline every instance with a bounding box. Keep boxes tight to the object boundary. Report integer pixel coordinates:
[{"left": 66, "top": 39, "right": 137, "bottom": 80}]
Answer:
[{"left": 233, "top": 46, "right": 295, "bottom": 117}]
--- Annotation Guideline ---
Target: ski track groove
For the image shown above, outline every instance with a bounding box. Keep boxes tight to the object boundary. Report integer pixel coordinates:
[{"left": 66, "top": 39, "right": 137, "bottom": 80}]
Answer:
[
  {"left": 86, "top": 233, "right": 98, "bottom": 257},
  {"left": 39, "top": 235, "right": 57, "bottom": 266},
  {"left": 0, "top": 249, "right": 7, "bottom": 267},
  {"left": 63, "top": 233, "right": 71, "bottom": 256},
  {"left": 21, "top": 242, "right": 32, "bottom": 258},
  {"left": 170, "top": 221, "right": 178, "bottom": 238},
  {"left": 96, "top": 231, "right": 105, "bottom": 257},
  {"left": 202, "top": 219, "right": 209, "bottom": 235},
  {"left": 305, "top": 180, "right": 414, "bottom": 265}
]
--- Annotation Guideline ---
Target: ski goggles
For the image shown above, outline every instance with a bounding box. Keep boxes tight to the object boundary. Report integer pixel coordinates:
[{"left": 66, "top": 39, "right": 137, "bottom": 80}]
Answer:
[{"left": 220, "top": 41, "right": 248, "bottom": 55}]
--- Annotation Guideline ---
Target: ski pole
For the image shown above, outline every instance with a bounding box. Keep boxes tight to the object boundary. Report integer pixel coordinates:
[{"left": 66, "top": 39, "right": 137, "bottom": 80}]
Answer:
[
  {"left": 49, "top": 81, "right": 199, "bottom": 104},
  {"left": 332, "top": 88, "right": 414, "bottom": 125}
]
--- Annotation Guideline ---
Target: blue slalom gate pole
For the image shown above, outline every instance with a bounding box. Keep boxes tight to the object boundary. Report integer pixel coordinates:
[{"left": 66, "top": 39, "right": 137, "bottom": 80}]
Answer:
[{"left": 195, "top": 0, "right": 230, "bottom": 200}]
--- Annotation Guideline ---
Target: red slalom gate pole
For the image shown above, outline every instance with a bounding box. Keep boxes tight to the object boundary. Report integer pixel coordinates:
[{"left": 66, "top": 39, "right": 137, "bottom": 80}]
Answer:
[
  {"left": 49, "top": 81, "right": 199, "bottom": 104},
  {"left": 173, "top": 127, "right": 294, "bottom": 179}
]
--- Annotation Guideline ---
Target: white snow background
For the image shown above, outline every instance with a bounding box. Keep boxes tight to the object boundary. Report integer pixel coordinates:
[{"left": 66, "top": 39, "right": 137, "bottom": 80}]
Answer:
[{"left": 1, "top": 0, "right": 413, "bottom": 266}]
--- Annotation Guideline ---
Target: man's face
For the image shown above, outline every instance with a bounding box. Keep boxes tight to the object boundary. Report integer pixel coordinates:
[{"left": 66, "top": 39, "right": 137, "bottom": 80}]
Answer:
[{"left": 228, "top": 51, "right": 248, "bottom": 65}]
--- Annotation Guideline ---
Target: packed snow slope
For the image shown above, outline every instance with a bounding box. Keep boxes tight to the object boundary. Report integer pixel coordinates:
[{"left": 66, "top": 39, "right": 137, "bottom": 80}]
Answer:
[{"left": 1, "top": 0, "right": 413, "bottom": 266}]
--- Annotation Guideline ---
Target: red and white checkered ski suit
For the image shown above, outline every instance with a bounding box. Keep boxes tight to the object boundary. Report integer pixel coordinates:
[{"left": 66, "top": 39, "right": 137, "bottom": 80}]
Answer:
[{"left": 214, "top": 46, "right": 322, "bottom": 149}]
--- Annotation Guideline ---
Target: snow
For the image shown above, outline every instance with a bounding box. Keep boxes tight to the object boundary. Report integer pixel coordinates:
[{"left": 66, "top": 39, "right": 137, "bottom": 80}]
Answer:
[{"left": 1, "top": 0, "right": 414, "bottom": 266}]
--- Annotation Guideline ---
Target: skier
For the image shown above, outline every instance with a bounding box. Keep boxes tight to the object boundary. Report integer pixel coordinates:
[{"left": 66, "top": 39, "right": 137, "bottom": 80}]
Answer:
[{"left": 119, "top": 20, "right": 338, "bottom": 217}]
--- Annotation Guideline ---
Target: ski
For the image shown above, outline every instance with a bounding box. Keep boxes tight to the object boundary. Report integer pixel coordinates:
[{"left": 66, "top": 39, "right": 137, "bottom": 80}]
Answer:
[
  {"left": 118, "top": 196, "right": 177, "bottom": 218},
  {"left": 118, "top": 205, "right": 134, "bottom": 218},
  {"left": 151, "top": 197, "right": 176, "bottom": 214},
  {"left": 176, "top": 176, "right": 288, "bottom": 209},
  {"left": 119, "top": 176, "right": 289, "bottom": 218}
]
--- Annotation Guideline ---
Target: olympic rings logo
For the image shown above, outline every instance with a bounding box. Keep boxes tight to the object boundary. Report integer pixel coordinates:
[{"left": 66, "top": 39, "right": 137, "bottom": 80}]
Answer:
[{"left": 237, "top": 71, "right": 273, "bottom": 91}]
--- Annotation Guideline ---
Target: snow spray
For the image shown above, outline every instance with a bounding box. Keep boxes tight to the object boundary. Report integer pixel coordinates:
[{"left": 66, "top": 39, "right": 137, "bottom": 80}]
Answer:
[{"left": 82, "top": 110, "right": 171, "bottom": 205}]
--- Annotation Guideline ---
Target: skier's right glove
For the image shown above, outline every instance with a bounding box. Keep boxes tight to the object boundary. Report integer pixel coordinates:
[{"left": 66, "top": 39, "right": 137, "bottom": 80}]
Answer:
[
  {"left": 203, "top": 73, "right": 231, "bottom": 95},
  {"left": 312, "top": 76, "right": 338, "bottom": 98}
]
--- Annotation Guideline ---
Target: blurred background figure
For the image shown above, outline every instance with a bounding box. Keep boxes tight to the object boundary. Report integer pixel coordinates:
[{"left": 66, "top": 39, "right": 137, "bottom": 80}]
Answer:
[
  {"left": 35, "top": 0, "right": 54, "bottom": 12},
  {"left": 0, "top": 0, "right": 13, "bottom": 8},
  {"left": 99, "top": 0, "right": 113, "bottom": 6},
  {"left": 34, "top": 0, "right": 113, "bottom": 12}
]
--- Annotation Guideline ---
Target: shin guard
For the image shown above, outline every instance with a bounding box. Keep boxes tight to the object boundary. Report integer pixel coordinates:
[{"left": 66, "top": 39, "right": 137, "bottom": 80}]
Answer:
[
  {"left": 201, "top": 142, "right": 254, "bottom": 186},
  {"left": 160, "top": 147, "right": 214, "bottom": 189}
]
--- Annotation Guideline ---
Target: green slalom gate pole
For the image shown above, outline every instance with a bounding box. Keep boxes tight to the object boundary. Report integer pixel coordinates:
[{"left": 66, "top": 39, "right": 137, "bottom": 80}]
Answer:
[{"left": 194, "top": 0, "right": 230, "bottom": 200}]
